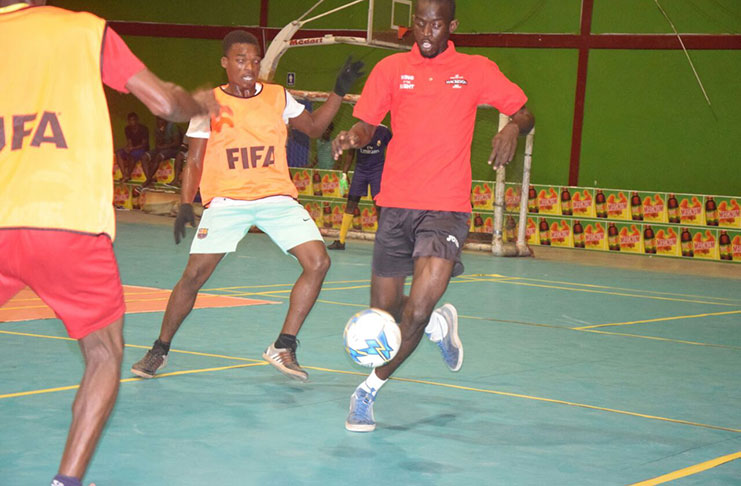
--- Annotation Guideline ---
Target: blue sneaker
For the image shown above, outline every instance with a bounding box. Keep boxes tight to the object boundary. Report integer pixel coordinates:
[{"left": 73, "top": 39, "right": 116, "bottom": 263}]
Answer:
[
  {"left": 431, "top": 304, "right": 463, "bottom": 371},
  {"left": 345, "top": 387, "right": 376, "bottom": 432}
]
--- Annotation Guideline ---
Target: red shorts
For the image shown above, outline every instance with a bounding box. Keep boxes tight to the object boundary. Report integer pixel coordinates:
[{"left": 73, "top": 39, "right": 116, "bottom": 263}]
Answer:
[{"left": 0, "top": 229, "right": 125, "bottom": 339}]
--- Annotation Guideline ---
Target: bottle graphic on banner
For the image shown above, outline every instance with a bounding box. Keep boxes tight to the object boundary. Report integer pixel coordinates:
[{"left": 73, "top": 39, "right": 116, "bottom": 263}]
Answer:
[
  {"left": 680, "top": 228, "right": 694, "bottom": 257},
  {"left": 667, "top": 193, "right": 680, "bottom": 223},
  {"left": 561, "top": 187, "right": 572, "bottom": 216},
  {"left": 312, "top": 172, "right": 323, "bottom": 196},
  {"left": 573, "top": 220, "right": 585, "bottom": 248},
  {"left": 322, "top": 202, "right": 332, "bottom": 229},
  {"left": 631, "top": 192, "right": 643, "bottom": 221},
  {"left": 705, "top": 196, "right": 718, "bottom": 226},
  {"left": 527, "top": 185, "right": 538, "bottom": 213},
  {"left": 539, "top": 218, "right": 551, "bottom": 245},
  {"left": 505, "top": 216, "right": 516, "bottom": 242},
  {"left": 719, "top": 230, "right": 732, "bottom": 260},
  {"left": 608, "top": 223, "right": 620, "bottom": 251},
  {"left": 644, "top": 225, "right": 657, "bottom": 254},
  {"left": 595, "top": 190, "right": 607, "bottom": 218}
]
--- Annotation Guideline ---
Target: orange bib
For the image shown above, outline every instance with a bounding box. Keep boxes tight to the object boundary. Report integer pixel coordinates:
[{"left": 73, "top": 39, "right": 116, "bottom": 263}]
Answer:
[
  {"left": 199, "top": 84, "right": 297, "bottom": 206},
  {"left": 0, "top": 6, "right": 116, "bottom": 238}
]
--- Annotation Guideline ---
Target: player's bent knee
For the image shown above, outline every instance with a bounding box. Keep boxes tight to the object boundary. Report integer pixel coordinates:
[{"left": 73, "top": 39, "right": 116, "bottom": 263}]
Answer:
[
  {"left": 307, "top": 251, "right": 331, "bottom": 275},
  {"left": 406, "top": 305, "right": 435, "bottom": 330}
]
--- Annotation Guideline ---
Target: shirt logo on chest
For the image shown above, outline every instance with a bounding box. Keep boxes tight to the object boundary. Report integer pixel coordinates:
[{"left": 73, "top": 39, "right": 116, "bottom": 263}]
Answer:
[
  {"left": 446, "top": 74, "right": 468, "bottom": 89},
  {"left": 399, "top": 74, "right": 415, "bottom": 90}
]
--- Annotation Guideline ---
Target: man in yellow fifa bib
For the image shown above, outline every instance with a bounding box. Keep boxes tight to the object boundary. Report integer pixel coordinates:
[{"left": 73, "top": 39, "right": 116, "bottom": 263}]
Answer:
[{"left": 132, "top": 31, "right": 364, "bottom": 382}]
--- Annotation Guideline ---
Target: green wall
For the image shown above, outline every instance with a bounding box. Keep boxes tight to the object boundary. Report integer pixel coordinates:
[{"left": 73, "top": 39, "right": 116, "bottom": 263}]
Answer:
[{"left": 48, "top": 0, "right": 740, "bottom": 195}]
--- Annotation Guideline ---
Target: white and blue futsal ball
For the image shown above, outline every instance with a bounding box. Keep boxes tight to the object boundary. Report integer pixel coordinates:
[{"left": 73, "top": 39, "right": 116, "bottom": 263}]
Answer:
[{"left": 343, "top": 308, "right": 401, "bottom": 368}]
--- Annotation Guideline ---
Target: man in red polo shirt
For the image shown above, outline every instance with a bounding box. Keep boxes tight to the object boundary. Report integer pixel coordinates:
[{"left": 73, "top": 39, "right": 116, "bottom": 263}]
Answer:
[{"left": 332, "top": 0, "right": 534, "bottom": 432}]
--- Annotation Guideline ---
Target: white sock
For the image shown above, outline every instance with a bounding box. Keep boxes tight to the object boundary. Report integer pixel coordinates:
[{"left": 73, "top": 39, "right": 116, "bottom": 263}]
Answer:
[
  {"left": 358, "top": 370, "right": 387, "bottom": 397},
  {"left": 424, "top": 308, "right": 448, "bottom": 342}
]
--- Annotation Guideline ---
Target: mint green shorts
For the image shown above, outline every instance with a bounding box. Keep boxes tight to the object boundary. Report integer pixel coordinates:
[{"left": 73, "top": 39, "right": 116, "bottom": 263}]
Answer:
[{"left": 190, "top": 199, "right": 323, "bottom": 255}]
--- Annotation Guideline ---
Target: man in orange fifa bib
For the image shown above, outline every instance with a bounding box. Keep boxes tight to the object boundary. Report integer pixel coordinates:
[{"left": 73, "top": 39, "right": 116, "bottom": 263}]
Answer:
[
  {"left": 0, "top": 2, "right": 218, "bottom": 485},
  {"left": 333, "top": 0, "right": 534, "bottom": 432},
  {"left": 131, "top": 31, "right": 364, "bottom": 382}
]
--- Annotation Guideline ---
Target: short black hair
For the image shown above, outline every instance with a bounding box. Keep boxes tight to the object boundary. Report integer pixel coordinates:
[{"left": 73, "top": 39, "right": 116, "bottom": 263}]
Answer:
[
  {"left": 222, "top": 30, "right": 260, "bottom": 56},
  {"left": 419, "top": 0, "right": 455, "bottom": 21},
  {"left": 127, "top": 112, "right": 138, "bottom": 119}
]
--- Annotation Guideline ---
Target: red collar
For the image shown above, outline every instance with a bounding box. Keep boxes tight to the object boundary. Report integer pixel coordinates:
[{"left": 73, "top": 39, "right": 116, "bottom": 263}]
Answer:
[{"left": 409, "top": 41, "right": 457, "bottom": 65}]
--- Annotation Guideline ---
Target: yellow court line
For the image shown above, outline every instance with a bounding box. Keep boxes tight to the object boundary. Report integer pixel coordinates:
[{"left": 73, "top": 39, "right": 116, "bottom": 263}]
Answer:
[
  {"left": 630, "top": 451, "right": 741, "bottom": 485},
  {"left": 467, "top": 278, "right": 740, "bottom": 307},
  {"left": 0, "top": 331, "right": 268, "bottom": 363},
  {"left": 458, "top": 315, "right": 741, "bottom": 349},
  {"left": 388, "top": 376, "right": 741, "bottom": 434},
  {"left": 2, "top": 329, "right": 738, "bottom": 433},
  {"left": 465, "top": 274, "right": 741, "bottom": 304},
  {"left": 203, "top": 279, "right": 373, "bottom": 292},
  {"left": 573, "top": 310, "right": 741, "bottom": 330},
  {"left": 0, "top": 362, "right": 267, "bottom": 400},
  {"left": 580, "top": 329, "right": 741, "bottom": 350},
  {"left": 0, "top": 304, "right": 54, "bottom": 311}
]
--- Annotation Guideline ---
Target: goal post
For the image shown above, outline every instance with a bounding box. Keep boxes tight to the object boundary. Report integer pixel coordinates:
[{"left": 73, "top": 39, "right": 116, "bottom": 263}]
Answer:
[{"left": 491, "top": 113, "right": 535, "bottom": 257}]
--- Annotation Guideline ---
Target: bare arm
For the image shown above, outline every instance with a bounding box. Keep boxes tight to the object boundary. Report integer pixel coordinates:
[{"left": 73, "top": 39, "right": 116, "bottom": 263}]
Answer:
[
  {"left": 180, "top": 137, "right": 207, "bottom": 204},
  {"left": 332, "top": 120, "right": 376, "bottom": 161},
  {"left": 288, "top": 93, "right": 343, "bottom": 138},
  {"left": 488, "top": 105, "right": 535, "bottom": 169},
  {"left": 125, "top": 69, "right": 218, "bottom": 123}
]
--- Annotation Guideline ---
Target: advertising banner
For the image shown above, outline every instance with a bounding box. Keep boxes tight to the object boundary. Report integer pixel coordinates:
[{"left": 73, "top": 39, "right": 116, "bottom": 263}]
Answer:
[
  {"left": 154, "top": 159, "right": 176, "bottom": 185},
  {"left": 716, "top": 197, "right": 741, "bottom": 228},
  {"left": 291, "top": 169, "right": 312, "bottom": 196},
  {"left": 686, "top": 228, "right": 718, "bottom": 260},
  {"left": 535, "top": 186, "right": 561, "bottom": 215},
  {"left": 504, "top": 184, "right": 521, "bottom": 212},
  {"left": 571, "top": 189, "right": 595, "bottom": 218},
  {"left": 640, "top": 193, "right": 666, "bottom": 223},
  {"left": 678, "top": 195, "right": 704, "bottom": 225},
  {"left": 583, "top": 221, "right": 607, "bottom": 251},
  {"left": 604, "top": 190, "right": 630, "bottom": 220},
  {"left": 471, "top": 181, "right": 494, "bottom": 211},
  {"left": 360, "top": 204, "right": 378, "bottom": 232},
  {"left": 470, "top": 212, "right": 494, "bottom": 234}
]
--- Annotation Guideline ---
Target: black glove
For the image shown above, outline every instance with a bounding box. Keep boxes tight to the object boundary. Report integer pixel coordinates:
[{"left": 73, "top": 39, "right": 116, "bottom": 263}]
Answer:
[
  {"left": 333, "top": 56, "right": 365, "bottom": 97},
  {"left": 174, "top": 203, "right": 196, "bottom": 244}
]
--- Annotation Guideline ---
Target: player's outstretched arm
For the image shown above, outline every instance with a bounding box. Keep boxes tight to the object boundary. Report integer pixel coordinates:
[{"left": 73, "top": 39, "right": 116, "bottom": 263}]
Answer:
[
  {"left": 174, "top": 137, "right": 207, "bottom": 244},
  {"left": 488, "top": 105, "right": 535, "bottom": 169},
  {"left": 289, "top": 57, "right": 365, "bottom": 138},
  {"left": 126, "top": 69, "right": 219, "bottom": 123},
  {"left": 332, "top": 121, "right": 376, "bottom": 161}
]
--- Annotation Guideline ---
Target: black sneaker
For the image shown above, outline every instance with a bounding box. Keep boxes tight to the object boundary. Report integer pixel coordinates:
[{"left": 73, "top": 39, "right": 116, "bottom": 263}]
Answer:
[
  {"left": 131, "top": 348, "right": 168, "bottom": 378},
  {"left": 327, "top": 240, "right": 346, "bottom": 250}
]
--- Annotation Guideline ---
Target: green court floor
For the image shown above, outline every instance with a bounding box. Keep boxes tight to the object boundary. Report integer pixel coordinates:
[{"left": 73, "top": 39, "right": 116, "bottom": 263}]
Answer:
[{"left": 1, "top": 216, "right": 740, "bottom": 485}]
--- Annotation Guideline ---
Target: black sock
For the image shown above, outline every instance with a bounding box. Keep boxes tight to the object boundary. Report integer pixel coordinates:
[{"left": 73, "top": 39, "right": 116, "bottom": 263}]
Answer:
[
  {"left": 153, "top": 339, "right": 170, "bottom": 354},
  {"left": 51, "top": 474, "right": 82, "bottom": 486},
  {"left": 274, "top": 333, "right": 297, "bottom": 350}
]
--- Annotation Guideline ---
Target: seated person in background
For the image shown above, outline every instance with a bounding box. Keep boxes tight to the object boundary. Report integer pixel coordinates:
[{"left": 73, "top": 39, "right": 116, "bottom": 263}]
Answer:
[
  {"left": 311, "top": 122, "right": 336, "bottom": 170},
  {"left": 141, "top": 116, "right": 182, "bottom": 186},
  {"left": 115, "top": 111, "right": 149, "bottom": 181},
  {"left": 172, "top": 135, "right": 189, "bottom": 187}
]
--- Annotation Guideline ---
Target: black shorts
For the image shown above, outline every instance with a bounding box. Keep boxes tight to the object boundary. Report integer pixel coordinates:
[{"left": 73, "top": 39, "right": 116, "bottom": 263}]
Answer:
[
  {"left": 348, "top": 164, "right": 382, "bottom": 199},
  {"left": 372, "top": 207, "right": 470, "bottom": 278}
]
